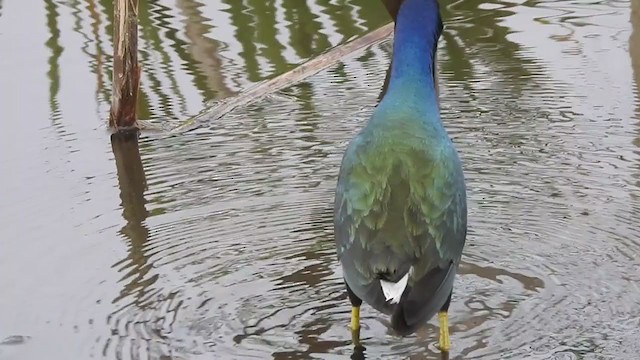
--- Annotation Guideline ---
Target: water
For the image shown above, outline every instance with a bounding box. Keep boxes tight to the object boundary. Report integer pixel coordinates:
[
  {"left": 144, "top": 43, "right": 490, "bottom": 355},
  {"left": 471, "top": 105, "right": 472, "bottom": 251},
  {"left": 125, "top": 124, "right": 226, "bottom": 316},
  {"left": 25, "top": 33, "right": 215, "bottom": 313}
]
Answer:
[{"left": 1, "top": 0, "right": 639, "bottom": 359}]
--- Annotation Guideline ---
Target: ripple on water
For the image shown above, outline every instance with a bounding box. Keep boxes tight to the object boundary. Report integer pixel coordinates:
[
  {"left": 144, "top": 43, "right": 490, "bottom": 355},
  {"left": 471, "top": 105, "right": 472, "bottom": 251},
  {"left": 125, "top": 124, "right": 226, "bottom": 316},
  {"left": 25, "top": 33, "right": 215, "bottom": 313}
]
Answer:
[
  {"left": 100, "top": 54, "right": 536, "bottom": 360},
  {"left": 94, "top": 2, "right": 640, "bottom": 359},
  {"left": 2, "top": 0, "right": 640, "bottom": 358}
]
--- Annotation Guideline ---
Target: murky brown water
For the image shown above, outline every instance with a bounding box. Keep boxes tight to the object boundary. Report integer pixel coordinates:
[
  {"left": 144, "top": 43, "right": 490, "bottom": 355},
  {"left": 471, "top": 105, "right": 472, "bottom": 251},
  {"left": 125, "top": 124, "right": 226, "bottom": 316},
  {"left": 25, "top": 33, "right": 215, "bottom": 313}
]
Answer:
[{"left": 1, "top": 0, "right": 640, "bottom": 359}]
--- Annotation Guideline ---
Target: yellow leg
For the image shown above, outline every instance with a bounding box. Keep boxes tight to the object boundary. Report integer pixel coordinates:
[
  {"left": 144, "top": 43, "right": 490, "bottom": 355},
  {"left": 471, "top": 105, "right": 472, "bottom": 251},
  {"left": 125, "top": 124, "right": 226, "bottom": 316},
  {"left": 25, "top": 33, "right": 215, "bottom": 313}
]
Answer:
[
  {"left": 350, "top": 306, "right": 361, "bottom": 345},
  {"left": 438, "top": 311, "right": 450, "bottom": 353}
]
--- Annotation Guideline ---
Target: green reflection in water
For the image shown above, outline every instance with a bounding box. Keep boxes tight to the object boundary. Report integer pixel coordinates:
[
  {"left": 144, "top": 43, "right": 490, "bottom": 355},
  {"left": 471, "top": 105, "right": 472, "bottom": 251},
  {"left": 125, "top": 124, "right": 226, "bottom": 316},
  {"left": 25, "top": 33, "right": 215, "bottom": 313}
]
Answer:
[
  {"left": 439, "top": 0, "right": 534, "bottom": 89},
  {"left": 250, "top": 0, "right": 289, "bottom": 77},
  {"left": 139, "top": 0, "right": 189, "bottom": 119},
  {"left": 44, "top": 0, "right": 63, "bottom": 121},
  {"left": 282, "top": 0, "right": 331, "bottom": 59},
  {"left": 43, "top": 0, "right": 545, "bottom": 125},
  {"left": 45, "top": 0, "right": 398, "bottom": 123},
  {"left": 630, "top": 0, "right": 640, "bottom": 194},
  {"left": 176, "top": 0, "right": 233, "bottom": 100},
  {"left": 317, "top": 0, "right": 361, "bottom": 41},
  {"left": 223, "top": 0, "right": 261, "bottom": 82}
]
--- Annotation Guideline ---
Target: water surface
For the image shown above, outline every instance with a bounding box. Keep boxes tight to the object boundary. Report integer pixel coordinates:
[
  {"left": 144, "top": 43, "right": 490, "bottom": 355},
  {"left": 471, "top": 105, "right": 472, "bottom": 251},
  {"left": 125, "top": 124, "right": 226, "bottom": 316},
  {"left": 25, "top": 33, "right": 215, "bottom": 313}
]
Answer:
[{"left": 1, "top": 0, "right": 640, "bottom": 359}]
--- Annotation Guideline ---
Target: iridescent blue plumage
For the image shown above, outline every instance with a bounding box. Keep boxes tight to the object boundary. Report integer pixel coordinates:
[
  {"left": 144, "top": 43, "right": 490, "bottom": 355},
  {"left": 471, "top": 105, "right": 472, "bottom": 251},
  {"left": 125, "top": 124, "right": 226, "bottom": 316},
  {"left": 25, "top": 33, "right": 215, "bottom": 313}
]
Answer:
[{"left": 333, "top": 0, "right": 467, "bottom": 350}]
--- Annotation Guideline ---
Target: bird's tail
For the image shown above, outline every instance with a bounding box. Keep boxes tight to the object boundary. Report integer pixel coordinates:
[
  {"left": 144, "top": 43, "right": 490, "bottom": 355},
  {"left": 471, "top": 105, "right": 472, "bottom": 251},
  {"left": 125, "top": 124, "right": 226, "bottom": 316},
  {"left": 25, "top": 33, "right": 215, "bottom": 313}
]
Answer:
[
  {"left": 379, "top": 268, "right": 412, "bottom": 304},
  {"left": 390, "top": 261, "right": 456, "bottom": 336}
]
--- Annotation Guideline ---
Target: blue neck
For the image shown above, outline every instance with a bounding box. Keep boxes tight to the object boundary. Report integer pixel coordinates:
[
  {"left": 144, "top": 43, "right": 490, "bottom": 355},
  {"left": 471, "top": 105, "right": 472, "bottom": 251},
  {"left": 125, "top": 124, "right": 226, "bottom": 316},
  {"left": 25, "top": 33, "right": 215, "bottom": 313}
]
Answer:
[{"left": 383, "top": 0, "right": 442, "bottom": 108}]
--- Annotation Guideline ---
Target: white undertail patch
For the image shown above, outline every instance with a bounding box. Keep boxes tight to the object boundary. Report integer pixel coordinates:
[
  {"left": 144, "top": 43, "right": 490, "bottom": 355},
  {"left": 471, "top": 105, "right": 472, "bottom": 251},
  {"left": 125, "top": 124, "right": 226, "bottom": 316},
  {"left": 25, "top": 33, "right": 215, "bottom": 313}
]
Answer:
[{"left": 380, "top": 267, "right": 413, "bottom": 304}]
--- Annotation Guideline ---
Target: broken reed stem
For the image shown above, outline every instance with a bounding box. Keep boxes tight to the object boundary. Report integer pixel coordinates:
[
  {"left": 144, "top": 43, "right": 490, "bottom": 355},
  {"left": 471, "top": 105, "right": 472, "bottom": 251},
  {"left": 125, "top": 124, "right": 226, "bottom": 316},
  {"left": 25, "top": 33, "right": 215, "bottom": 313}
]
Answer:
[{"left": 109, "top": 0, "right": 141, "bottom": 132}]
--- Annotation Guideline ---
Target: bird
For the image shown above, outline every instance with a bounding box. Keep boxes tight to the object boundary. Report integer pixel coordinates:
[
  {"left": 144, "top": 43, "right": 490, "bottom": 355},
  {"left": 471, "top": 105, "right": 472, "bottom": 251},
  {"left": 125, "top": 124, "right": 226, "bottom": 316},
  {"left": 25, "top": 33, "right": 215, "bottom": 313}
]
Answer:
[{"left": 333, "top": 0, "right": 467, "bottom": 353}]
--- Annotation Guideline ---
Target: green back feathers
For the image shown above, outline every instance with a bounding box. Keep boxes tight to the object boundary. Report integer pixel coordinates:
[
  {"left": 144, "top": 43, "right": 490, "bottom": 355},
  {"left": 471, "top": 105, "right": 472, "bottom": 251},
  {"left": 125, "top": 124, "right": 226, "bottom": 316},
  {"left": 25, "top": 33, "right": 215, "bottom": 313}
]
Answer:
[{"left": 335, "top": 130, "right": 466, "bottom": 281}]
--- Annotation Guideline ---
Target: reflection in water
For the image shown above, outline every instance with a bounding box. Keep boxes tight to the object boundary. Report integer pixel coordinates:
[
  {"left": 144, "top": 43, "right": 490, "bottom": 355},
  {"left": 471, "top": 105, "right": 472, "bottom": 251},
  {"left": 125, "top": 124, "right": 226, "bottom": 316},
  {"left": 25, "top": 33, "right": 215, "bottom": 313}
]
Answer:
[
  {"left": 282, "top": 0, "right": 331, "bottom": 60},
  {"left": 55, "top": 0, "right": 393, "bottom": 124},
  {"left": 110, "top": 133, "right": 151, "bottom": 306},
  {"left": 630, "top": 0, "right": 640, "bottom": 275},
  {"left": 176, "top": 0, "right": 234, "bottom": 100},
  {"left": 223, "top": 0, "right": 261, "bottom": 83},
  {"left": 633, "top": 0, "right": 640, "bottom": 87},
  {"left": 139, "top": 0, "right": 191, "bottom": 120},
  {"left": 2, "top": 0, "right": 640, "bottom": 359},
  {"left": 44, "top": 0, "right": 63, "bottom": 122},
  {"left": 84, "top": 0, "right": 109, "bottom": 105},
  {"left": 632, "top": 0, "right": 640, "bottom": 136},
  {"left": 440, "top": 0, "right": 536, "bottom": 86}
]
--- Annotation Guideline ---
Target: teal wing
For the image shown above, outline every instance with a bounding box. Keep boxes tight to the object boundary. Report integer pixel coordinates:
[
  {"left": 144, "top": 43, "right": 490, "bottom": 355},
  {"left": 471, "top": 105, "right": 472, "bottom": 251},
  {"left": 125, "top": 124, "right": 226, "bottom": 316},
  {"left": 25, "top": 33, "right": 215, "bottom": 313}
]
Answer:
[{"left": 334, "top": 135, "right": 467, "bottom": 326}]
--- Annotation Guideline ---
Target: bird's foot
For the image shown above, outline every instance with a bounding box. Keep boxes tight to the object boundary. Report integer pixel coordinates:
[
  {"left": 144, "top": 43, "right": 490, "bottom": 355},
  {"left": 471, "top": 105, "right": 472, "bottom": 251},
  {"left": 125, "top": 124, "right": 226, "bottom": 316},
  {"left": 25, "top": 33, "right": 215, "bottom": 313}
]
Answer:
[{"left": 437, "top": 311, "right": 450, "bottom": 353}]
